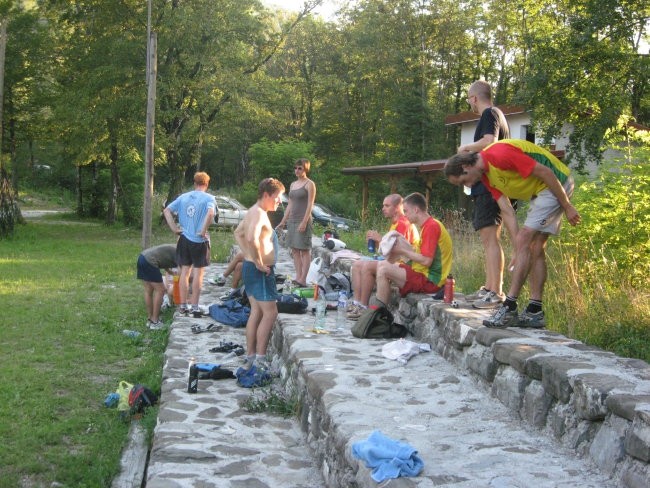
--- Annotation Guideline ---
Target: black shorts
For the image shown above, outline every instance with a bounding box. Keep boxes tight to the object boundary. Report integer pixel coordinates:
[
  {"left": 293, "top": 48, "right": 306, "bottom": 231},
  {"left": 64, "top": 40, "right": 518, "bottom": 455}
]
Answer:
[
  {"left": 472, "top": 193, "right": 502, "bottom": 231},
  {"left": 175, "top": 235, "right": 211, "bottom": 268}
]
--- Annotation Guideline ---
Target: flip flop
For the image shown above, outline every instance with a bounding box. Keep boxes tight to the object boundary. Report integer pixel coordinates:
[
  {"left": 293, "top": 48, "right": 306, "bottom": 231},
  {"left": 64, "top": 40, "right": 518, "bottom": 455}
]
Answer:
[
  {"left": 209, "top": 341, "right": 242, "bottom": 353},
  {"left": 191, "top": 323, "right": 224, "bottom": 334}
]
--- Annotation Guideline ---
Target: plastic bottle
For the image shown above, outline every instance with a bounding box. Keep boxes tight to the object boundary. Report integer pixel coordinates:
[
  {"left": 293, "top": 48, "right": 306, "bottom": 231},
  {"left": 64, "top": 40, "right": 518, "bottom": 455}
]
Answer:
[
  {"left": 187, "top": 357, "right": 198, "bottom": 393},
  {"left": 367, "top": 238, "right": 376, "bottom": 254},
  {"left": 443, "top": 274, "right": 455, "bottom": 304},
  {"left": 283, "top": 275, "right": 292, "bottom": 295},
  {"left": 122, "top": 329, "right": 141, "bottom": 338},
  {"left": 314, "top": 291, "right": 327, "bottom": 331},
  {"left": 335, "top": 291, "right": 348, "bottom": 331}
]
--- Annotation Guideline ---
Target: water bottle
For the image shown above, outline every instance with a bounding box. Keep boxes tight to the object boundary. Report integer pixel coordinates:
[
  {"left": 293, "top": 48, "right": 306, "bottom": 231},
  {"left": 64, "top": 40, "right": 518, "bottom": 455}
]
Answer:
[
  {"left": 315, "top": 292, "right": 327, "bottom": 331},
  {"left": 122, "top": 329, "right": 141, "bottom": 338},
  {"left": 283, "top": 275, "right": 292, "bottom": 295},
  {"left": 335, "top": 291, "right": 348, "bottom": 331},
  {"left": 443, "top": 274, "right": 455, "bottom": 304},
  {"left": 367, "top": 238, "right": 376, "bottom": 254},
  {"left": 187, "top": 357, "right": 198, "bottom": 393}
]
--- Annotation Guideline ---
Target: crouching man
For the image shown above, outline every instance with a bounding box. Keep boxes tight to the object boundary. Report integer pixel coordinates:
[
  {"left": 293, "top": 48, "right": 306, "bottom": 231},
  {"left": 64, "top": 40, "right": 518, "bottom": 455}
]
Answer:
[{"left": 445, "top": 139, "right": 580, "bottom": 328}]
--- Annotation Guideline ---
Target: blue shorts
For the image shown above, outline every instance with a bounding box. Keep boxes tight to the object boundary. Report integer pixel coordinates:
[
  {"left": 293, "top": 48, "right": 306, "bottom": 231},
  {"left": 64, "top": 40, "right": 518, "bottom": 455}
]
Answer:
[
  {"left": 137, "top": 254, "right": 163, "bottom": 282},
  {"left": 242, "top": 261, "right": 277, "bottom": 302}
]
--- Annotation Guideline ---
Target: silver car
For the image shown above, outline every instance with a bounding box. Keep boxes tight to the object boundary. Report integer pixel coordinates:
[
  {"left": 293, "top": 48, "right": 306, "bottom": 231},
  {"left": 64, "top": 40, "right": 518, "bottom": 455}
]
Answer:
[{"left": 213, "top": 195, "right": 248, "bottom": 228}]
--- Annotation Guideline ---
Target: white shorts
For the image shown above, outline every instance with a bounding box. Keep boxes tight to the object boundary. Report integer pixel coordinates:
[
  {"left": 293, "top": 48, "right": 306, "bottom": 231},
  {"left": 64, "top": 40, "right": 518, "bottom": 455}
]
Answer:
[{"left": 524, "top": 177, "right": 574, "bottom": 235}]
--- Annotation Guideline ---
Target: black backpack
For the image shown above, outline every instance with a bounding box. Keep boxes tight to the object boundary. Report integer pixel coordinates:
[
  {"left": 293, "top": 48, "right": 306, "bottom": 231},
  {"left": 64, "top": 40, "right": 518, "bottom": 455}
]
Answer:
[
  {"left": 276, "top": 294, "right": 308, "bottom": 314},
  {"left": 351, "top": 306, "right": 408, "bottom": 339}
]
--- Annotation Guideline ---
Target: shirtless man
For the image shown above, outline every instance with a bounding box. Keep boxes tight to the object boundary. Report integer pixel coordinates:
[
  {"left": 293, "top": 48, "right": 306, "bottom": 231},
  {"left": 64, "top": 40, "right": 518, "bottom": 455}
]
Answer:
[{"left": 234, "top": 178, "right": 285, "bottom": 368}]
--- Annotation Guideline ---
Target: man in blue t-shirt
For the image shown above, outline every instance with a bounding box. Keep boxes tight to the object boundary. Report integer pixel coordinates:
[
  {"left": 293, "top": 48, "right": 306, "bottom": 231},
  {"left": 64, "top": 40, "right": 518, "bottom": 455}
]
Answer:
[
  {"left": 457, "top": 80, "right": 510, "bottom": 309},
  {"left": 163, "top": 172, "right": 216, "bottom": 316}
]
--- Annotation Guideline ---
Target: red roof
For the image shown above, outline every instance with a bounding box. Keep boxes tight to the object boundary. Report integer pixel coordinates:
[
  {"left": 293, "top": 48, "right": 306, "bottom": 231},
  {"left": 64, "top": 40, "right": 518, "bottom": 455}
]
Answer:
[{"left": 444, "top": 105, "right": 527, "bottom": 126}]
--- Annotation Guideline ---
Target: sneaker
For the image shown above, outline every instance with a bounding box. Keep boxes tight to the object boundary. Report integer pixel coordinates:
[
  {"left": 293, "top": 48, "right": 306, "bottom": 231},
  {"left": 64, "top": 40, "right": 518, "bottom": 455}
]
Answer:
[
  {"left": 513, "top": 310, "right": 546, "bottom": 329},
  {"left": 147, "top": 319, "right": 165, "bottom": 330},
  {"left": 473, "top": 291, "right": 505, "bottom": 309},
  {"left": 178, "top": 306, "right": 190, "bottom": 315},
  {"left": 482, "top": 304, "right": 518, "bottom": 328},
  {"left": 345, "top": 301, "right": 357, "bottom": 313},
  {"left": 215, "top": 274, "right": 227, "bottom": 286},
  {"left": 346, "top": 304, "right": 366, "bottom": 321},
  {"left": 465, "top": 286, "right": 489, "bottom": 301}
]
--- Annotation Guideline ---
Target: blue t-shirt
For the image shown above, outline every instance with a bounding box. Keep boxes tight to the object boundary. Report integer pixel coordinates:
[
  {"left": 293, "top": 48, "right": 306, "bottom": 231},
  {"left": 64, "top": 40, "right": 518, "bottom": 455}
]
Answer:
[{"left": 168, "top": 191, "right": 216, "bottom": 243}]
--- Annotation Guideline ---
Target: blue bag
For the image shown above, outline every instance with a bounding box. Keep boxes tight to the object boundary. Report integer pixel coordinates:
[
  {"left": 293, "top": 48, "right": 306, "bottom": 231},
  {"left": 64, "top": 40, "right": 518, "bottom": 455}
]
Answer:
[{"left": 208, "top": 299, "right": 250, "bottom": 328}]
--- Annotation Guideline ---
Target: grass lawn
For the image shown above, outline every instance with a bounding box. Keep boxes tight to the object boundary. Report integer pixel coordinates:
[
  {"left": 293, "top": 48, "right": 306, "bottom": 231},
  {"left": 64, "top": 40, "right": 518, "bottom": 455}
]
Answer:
[{"left": 0, "top": 212, "right": 232, "bottom": 487}]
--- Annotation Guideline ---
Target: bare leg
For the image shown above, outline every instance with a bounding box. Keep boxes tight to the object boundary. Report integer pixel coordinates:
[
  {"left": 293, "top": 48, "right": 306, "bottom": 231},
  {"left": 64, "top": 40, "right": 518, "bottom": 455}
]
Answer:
[
  {"left": 479, "top": 224, "right": 504, "bottom": 295},
  {"left": 359, "top": 261, "right": 379, "bottom": 306},
  {"left": 245, "top": 299, "right": 263, "bottom": 356},
  {"left": 254, "top": 300, "right": 279, "bottom": 355},
  {"left": 507, "top": 227, "right": 537, "bottom": 299},
  {"left": 375, "top": 261, "right": 407, "bottom": 305},
  {"left": 350, "top": 260, "right": 362, "bottom": 302},
  {"left": 143, "top": 282, "right": 155, "bottom": 320},
  {"left": 150, "top": 282, "right": 167, "bottom": 322},
  {"left": 189, "top": 266, "right": 206, "bottom": 306},
  {"left": 223, "top": 252, "right": 244, "bottom": 278},
  {"left": 528, "top": 233, "right": 549, "bottom": 302},
  {"left": 231, "top": 262, "right": 243, "bottom": 289},
  {"left": 179, "top": 265, "right": 192, "bottom": 304},
  {"left": 245, "top": 297, "right": 278, "bottom": 356},
  {"left": 292, "top": 248, "right": 304, "bottom": 283},
  {"left": 300, "top": 248, "right": 312, "bottom": 285}
]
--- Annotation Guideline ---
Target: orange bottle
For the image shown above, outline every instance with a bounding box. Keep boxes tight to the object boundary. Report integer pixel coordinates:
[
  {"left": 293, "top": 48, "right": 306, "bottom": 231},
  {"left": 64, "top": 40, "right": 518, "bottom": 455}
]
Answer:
[
  {"left": 173, "top": 274, "right": 181, "bottom": 305},
  {"left": 443, "top": 274, "right": 455, "bottom": 303}
]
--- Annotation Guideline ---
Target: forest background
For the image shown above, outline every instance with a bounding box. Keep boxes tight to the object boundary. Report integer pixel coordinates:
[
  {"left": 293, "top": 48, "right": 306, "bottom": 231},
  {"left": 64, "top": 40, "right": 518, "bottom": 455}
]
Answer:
[{"left": 0, "top": 1, "right": 648, "bottom": 485}]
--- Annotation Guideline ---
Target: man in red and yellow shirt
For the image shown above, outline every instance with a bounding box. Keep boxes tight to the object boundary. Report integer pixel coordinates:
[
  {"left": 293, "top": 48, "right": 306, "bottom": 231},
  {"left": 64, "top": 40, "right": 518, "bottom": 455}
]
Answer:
[
  {"left": 374, "top": 192, "right": 453, "bottom": 307},
  {"left": 445, "top": 139, "right": 580, "bottom": 328},
  {"left": 347, "top": 194, "right": 419, "bottom": 319}
]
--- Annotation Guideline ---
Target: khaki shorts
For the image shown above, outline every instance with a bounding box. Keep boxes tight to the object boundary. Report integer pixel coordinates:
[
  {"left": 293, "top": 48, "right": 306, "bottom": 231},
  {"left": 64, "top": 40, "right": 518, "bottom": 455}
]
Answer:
[{"left": 524, "top": 177, "right": 574, "bottom": 235}]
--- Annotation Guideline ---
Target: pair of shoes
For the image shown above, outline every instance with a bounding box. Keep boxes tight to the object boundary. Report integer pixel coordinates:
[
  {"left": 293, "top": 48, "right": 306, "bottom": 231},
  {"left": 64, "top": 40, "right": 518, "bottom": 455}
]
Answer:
[
  {"left": 482, "top": 304, "right": 518, "bottom": 328},
  {"left": 191, "top": 323, "right": 223, "bottom": 334},
  {"left": 473, "top": 291, "right": 505, "bottom": 309},
  {"left": 346, "top": 304, "right": 366, "bottom": 320},
  {"left": 465, "top": 286, "right": 489, "bottom": 301},
  {"left": 513, "top": 310, "right": 546, "bottom": 328},
  {"left": 178, "top": 306, "right": 190, "bottom": 315},
  {"left": 147, "top": 319, "right": 165, "bottom": 330}
]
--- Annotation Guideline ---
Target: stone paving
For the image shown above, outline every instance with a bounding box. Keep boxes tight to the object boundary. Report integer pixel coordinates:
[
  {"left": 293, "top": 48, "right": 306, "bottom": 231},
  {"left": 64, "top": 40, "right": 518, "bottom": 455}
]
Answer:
[{"left": 142, "top": 240, "right": 625, "bottom": 487}]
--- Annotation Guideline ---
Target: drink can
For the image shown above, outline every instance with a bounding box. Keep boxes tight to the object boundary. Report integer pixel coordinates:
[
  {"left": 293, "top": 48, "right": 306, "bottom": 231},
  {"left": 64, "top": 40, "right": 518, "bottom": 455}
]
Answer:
[{"left": 367, "top": 239, "right": 376, "bottom": 254}]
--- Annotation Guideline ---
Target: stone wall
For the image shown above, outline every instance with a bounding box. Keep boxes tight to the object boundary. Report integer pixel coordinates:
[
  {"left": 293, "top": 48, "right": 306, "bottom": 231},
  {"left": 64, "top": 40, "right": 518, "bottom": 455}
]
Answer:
[{"left": 310, "top": 247, "right": 650, "bottom": 488}]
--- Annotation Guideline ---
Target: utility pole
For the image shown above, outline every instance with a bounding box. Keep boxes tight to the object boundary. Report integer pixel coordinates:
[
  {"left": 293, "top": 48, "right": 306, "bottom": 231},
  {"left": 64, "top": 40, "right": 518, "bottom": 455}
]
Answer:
[{"left": 141, "top": 0, "right": 157, "bottom": 250}]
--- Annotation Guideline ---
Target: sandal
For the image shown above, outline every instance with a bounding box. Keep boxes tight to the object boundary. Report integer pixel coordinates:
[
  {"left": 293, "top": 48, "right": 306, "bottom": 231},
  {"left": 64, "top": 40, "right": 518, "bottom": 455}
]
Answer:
[
  {"left": 209, "top": 341, "right": 242, "bottom": 353},
  {"left": 191, "top": 323, "right": 224, "bottom": 334}
]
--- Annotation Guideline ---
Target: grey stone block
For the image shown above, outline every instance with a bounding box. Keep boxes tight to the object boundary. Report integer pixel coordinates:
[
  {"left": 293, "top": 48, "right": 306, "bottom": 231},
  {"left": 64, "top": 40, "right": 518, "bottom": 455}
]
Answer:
[
  {"left": 541, "top": 359, "right": 595, "bottom": 403},
  {"left": 474, "top": 327, "right": 524, "bottom": 347},
  {"left": 625, "top": 406, "right": 650, "bottom": 462},
  {"left": 492, "top": 365, "right": 529, "bottom": 411},
  {"left": 619, "top": 457, "right": 650, "bottom": 488},
  {"left": 465, "top": 343, "right": 499, "bottom": 381},
  {"left": 606, "top": 394, "right": 650, "bottom": 421},
  {"left": 589, "top": 414, "right": 629, "bottom": 474},
  {"left": 492, "top": 342, "right": 547, "bottom": 374},
  {"left": 572, "top": 373, "right": 634, "bottom": 420},
  {"left": 522, "top": 380, "right": 554, "bottom": 428}
]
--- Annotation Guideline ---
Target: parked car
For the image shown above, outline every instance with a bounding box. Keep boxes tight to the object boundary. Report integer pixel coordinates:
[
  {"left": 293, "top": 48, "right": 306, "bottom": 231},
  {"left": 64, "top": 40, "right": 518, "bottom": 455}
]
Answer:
[
  {"left": 272, "top": 194, "right": 359, "bottom": 231},
  {"left": 213, "top": 195, "right": 248, "bottom": 228}
]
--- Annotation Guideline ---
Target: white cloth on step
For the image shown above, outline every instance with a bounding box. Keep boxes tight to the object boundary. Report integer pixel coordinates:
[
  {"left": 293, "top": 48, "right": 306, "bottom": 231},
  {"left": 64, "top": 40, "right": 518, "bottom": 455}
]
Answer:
[{"left": 382, "top": 339, "right": 431, "bottom": 365}]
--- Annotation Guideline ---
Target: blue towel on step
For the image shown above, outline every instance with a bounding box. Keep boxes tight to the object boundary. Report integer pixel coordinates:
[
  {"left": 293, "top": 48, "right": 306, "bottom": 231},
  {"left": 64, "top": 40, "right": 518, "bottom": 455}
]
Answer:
[{"left": 351, "top": 430, "right": 424, "bottom": 482}]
